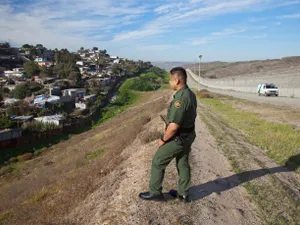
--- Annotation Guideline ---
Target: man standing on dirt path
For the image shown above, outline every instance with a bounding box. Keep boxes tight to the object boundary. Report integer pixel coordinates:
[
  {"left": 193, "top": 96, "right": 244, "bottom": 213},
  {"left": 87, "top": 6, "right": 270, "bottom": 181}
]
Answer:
[{"left": 139, "top": 67, "right": 197, "bottom": 203}]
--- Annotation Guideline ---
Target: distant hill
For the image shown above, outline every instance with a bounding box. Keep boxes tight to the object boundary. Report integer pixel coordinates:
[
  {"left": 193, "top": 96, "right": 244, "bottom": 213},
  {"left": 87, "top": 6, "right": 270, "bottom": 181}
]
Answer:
[
  {"left": 182, "top": 56, "right": 300, "bottom": 78},
  {"left": 151, "top": 61, "right": 191, "bottom": 71}
]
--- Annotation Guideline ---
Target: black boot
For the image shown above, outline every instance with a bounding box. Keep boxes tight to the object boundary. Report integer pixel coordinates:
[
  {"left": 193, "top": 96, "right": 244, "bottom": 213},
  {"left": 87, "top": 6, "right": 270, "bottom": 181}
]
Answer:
[
  {"left": 178, "top": 194, "right": 191, "bottom": 203},
  {"left": 139, "top": 192, "right": 165, "bottom": 202}
]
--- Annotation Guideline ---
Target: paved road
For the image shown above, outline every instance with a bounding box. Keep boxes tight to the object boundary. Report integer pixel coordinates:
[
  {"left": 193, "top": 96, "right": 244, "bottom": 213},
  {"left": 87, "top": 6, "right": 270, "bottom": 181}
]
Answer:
[{"left": 187, "top": 71, "right": 300, "bottom": 109}]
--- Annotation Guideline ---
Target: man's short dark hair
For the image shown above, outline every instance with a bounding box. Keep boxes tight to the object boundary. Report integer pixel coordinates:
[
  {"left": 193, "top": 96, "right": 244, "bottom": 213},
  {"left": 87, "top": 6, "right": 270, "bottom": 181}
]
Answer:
[{"left": 170, "top": 67, "right": 187, "bottom": 83}]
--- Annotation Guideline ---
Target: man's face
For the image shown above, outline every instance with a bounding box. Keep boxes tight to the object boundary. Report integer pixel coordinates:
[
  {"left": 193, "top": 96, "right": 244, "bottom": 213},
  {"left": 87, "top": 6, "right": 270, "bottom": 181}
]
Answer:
[{"left": 169, "top": 74, "right": 178, "bottom": 90}]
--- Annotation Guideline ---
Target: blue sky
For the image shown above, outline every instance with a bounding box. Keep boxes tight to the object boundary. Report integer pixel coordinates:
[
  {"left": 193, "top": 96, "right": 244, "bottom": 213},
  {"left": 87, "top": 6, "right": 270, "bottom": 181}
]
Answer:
[{"left": 0, "top": 0, "right": 300, "bottom": 62}]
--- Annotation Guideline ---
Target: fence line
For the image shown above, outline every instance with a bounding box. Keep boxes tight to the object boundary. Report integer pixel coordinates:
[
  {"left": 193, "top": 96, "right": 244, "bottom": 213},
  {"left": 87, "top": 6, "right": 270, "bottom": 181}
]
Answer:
[{"left": 187, "top": 69, "right": 300, "bottom": 98}]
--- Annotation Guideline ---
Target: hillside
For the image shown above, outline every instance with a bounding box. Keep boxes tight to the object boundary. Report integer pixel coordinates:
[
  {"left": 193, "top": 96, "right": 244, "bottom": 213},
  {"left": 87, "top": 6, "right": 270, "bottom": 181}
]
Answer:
[
  {"left": 183, "top": 56, "right": 300, "bottom": 79},
  {"left": 0, "top": 86, "right": 299, "bottom": 224}
]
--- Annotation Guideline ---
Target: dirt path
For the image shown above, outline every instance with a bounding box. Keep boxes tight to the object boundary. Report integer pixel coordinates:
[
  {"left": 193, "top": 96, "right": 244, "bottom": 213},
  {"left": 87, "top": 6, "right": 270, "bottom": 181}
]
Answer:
[
  {"left": 2, "top": 88, "right": 298, "bottom": 224},
  {"left": 67, "top": 103, "right": 264, "bottom": 224}
]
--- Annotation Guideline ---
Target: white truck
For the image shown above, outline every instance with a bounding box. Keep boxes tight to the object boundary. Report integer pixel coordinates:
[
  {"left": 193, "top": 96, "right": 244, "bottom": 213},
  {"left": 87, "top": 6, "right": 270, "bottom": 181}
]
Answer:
[{"left": 257, "top": 83, "right": 279, "bottom": 96}]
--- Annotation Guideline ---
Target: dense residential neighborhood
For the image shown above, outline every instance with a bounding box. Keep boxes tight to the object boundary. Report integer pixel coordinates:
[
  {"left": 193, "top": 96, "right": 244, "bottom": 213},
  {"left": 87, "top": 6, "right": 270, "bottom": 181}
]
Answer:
[{"left": 0, "top": 42, "right": 153, "bottom": 149}]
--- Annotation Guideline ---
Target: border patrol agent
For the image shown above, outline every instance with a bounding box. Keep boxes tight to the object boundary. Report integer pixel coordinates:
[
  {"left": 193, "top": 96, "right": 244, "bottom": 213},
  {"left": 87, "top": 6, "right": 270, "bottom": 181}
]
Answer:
[{"left": 139, "top": 67, "right": 197, "bottom": 202}]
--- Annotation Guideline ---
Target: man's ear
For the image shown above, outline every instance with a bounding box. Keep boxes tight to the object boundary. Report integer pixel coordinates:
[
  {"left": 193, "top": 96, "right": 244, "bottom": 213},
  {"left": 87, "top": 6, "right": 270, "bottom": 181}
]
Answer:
[{"left": 174, "top": 77, "right": 180, "bottom": 85}]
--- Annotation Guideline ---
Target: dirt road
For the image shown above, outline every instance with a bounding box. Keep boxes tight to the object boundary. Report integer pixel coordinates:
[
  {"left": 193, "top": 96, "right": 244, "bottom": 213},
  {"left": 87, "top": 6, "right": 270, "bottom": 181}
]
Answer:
[
  {"left": 67, "top": 92, "right": 299, "bottom": 225},
  {"left": 68, "top": 110, "right": 263, "bottom": 225},
  {"left": 187, "top": 70, "right": 300, "bottom": 109}
]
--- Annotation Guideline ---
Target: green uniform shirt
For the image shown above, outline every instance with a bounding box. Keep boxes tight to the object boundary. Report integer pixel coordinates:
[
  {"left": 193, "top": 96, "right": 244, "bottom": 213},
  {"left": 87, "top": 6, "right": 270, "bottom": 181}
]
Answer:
[{"left": 166, "top": 84, "right": 197, "bottom": 128}]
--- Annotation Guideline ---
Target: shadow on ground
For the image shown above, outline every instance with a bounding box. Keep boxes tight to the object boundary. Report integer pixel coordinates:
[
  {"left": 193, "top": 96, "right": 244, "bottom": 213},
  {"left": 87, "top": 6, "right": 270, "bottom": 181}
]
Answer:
[{"left": 189, "top": 154, "right": 300, "bottom": 201}]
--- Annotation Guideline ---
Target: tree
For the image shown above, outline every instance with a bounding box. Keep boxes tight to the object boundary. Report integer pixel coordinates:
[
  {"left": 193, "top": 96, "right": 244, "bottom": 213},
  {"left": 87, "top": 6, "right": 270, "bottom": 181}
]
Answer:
[
  {"left": 80, "top": 47, "right": 84, "bottom": 51},
  {"left": 68, "top": 70, "right": 82, "bottom": 86},
  {"left": 111, "top": 63, "right": 122, "bottom": 75},
  {"left": 94, "top": 57, "right": 106, "bottom": 71},
  {"left": 1, "top": 42, "right": 10, "bottom": 48},
  {"left": 29, "top": 48, "right": 37, "bottom": 59},
  {"left": 13, "top": 83, "right": 28, "bottom": 99},
  {"left": 92, "top": 47, "right": 98, "bottom": 51},
  {"left": 24, "top": 61, "right": 40, "bottom": 78},
  {"left": 100, "top": 49, "right": 107, "bottom": 55},
  {"left": 0, "top": 116, "right": 16, "bottom": 129},
  {"left": 22, "top": 44, "right": 31, "bottom": 49},
  {"left": 12, "top": 82, "right": 43, "bottom": 99},
  {"left": 36, "top": 44, "right": 44, "bottom": 48}
]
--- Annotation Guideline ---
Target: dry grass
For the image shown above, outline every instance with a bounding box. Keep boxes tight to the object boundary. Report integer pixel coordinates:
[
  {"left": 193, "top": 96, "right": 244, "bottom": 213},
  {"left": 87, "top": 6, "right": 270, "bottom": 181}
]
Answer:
[
  {"left": 0, "top": 90, "right": 170, "bottom": 225},
  {"left": 199, "top": 99, "right": 300, "bottom": 225},
  {"left": 196, "top": 89, "right": 225, "bottom": 99},
  {"left": 17, "top": 153, "right": 33, "bottom": 162},
  {"left": 139, "top": 129, "right": 162, "bottom": 144}
]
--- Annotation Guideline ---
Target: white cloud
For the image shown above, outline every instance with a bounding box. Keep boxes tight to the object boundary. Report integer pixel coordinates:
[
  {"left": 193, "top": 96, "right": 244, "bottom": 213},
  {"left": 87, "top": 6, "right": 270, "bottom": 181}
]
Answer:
[
  {"left": 154, "top": 3, "right": 180, "bottom": 14},
  {"left": 274, "top": 22, "right": 281, "bottom": 25},
  {"left": 0, "top": 0, "right": 148, "bottom": 50},
  {"left": 278, "top": 13, "right": 300, "bottom": 19},
  {"left": 254, "top": 34, "right": 267, "bottom": 39},
  {"left": 112, "top": 0, "right": 288, "bottom": 41},
  {"left": 189, "top": 28, "right": 247, "bottom": 46}
]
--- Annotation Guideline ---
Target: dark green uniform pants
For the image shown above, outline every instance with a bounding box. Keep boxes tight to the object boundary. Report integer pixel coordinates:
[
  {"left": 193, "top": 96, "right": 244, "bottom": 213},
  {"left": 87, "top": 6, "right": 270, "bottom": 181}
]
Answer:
[{"left": 149, "top": 138, "right": 192, "bottom": 196}]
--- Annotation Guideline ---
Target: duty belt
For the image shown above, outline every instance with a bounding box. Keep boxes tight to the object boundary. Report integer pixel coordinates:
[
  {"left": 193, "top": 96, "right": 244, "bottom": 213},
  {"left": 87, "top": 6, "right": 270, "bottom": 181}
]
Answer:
[{"left": 176, "top": 125, "right": 195, "bottom": 135}]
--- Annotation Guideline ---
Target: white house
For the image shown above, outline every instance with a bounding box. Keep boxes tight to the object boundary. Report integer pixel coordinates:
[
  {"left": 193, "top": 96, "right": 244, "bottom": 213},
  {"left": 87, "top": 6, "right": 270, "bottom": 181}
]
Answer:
[
  {"left": 4, "top": 98, "right": 19, "bottom": 105},
  {"left": 75, "top": 94, "right": 96, "bottom": 110},
  {"left": 76, "top": 61, "right": 84, "bottom": 66},
  {"left": 113, "top": 59, "right": 120, "bottom": 64},
  {"left": 34, "top": 114, "right": 63, "bottom": 126},
  {"left": 4, "top": 70, "right": 23, "bottom": 77},
  {"left": 12, "top": 68, "right": 24, "bottom": 72},
  {"left": 63, "top": 88, "right": 86, "bottom": 98}
]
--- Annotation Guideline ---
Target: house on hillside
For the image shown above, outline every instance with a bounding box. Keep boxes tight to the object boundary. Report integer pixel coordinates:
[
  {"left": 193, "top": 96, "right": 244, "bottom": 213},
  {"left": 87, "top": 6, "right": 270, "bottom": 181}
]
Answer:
[
  {"left": 34, "top": 95, "right": 60, "bottom": 108},
  {"left": 76, "top": 61, "right": 84, "bottom": 66},
  {"left": 34, "top": 58, "right": 53, "bottom": 67},
  {"left": 113, "top": 59, "right": 120, "bottom": 64},
  {"left": 62, "top": 88, "right": 86, "bottom": 98},
  {"left": 34, "top": 114, "right": 63, "bottom": 126},
  {"left": 34, "top": 76, "right": 56, "bottom": 85},
  {"left": 49, "top": 86, "right": 61, "bottom": 96},
  {"left": 110, "top": 56, "right": 118, "bottom": 60},
  {"left": 75, "top": 94, "right": 96, "bottom": 110},
  {"left": 4, "top": 70, "right": 24, "bottom": 78}
]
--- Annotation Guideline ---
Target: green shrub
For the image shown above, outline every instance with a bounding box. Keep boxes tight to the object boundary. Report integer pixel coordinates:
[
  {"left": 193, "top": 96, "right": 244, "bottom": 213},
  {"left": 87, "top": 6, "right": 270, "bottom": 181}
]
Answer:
[
  {"left": 0, "top": 116, "right": 16, "bottom": 129},
  {"left": 22, "top": 121, "right": 61, "bottom": 132}
]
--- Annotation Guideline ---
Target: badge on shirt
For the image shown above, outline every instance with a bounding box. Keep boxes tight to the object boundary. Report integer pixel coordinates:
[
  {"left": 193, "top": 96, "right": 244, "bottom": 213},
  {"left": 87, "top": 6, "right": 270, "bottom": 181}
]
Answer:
[{"left": 174, "top": 100, "right": 182, "bottom": 108}]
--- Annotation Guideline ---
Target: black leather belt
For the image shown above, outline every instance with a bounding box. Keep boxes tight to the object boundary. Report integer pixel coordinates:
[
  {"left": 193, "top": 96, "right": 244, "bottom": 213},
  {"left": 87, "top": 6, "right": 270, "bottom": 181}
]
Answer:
[{"left": 177, "top": 125, "right": 195, "bottom": 134}]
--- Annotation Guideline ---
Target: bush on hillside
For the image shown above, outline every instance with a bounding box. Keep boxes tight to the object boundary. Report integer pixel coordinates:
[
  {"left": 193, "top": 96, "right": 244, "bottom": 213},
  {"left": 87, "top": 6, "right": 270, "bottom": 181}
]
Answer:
[
  {"left": 0, "top": 116, "right": 16, "bottom": 129},
  {"left": 119, "top": 77, "right": 160, "bottom": 92},
  {"left": 17, "top": 153, "right": 33, "bottom": 162}
]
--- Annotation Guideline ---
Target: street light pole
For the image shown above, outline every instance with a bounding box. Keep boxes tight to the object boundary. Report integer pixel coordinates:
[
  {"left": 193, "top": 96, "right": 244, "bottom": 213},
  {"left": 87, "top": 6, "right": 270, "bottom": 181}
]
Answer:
[{"left": 198, "top": 55, "right": 202, "bottom": 91}]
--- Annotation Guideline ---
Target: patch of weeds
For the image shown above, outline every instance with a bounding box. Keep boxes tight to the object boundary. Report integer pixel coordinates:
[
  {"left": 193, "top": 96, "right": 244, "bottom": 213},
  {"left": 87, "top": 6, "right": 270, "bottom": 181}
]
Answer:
[
  {"left": 0, "top": 165, "right": 14, "bottom": 176},
  {"left": 0, "top": 210, "right": 11, "bottom": 223},
  {"left": 85, "top": 149, "right": 105, "bottom": 160},
  {"left": 140, "top": 130, "right": 162, "bottom": 144},
  {"left": 200, "top": 98, "right": 300, "bottom": 171},
  {"left": 200, "top": 98, "right": 300, "bottom": 224},
  {"left": 22, "top": 187, "right": 57, "bottom": 206}
]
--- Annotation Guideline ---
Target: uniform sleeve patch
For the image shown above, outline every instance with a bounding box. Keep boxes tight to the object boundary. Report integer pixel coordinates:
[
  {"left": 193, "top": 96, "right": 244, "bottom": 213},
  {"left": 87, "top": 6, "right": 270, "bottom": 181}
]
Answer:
[{"left": 174, "top": 100, "right": 183, "bottom": 108}]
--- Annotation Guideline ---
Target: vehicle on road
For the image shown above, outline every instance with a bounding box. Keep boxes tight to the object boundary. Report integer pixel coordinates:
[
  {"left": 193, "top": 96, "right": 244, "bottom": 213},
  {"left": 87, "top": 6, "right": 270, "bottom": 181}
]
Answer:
[{"left": 257, "top": 83, "right": 279, "bottom": 96}]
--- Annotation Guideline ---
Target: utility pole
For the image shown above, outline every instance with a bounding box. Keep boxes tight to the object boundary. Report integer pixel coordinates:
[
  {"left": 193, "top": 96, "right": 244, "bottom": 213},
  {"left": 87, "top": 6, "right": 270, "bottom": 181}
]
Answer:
[{"left": 198, "top": 55, "right": 202, "bottom": 91}]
